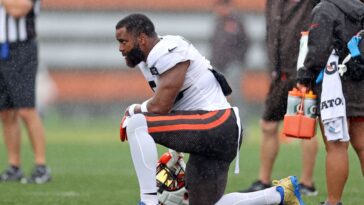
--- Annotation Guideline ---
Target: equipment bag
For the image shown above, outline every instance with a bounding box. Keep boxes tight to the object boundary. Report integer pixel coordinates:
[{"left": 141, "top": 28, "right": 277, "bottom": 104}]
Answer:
[{"left": 209, "top": 69, "right": 232, "bottom": 96}]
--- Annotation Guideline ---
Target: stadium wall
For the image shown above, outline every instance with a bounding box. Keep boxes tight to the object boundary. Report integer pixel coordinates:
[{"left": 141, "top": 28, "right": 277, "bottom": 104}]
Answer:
[
  {"left": 37, "top": 1, "right": 269, "bottom": 109},
  {"left": 49, "top": 69, "right": 269, "bottom": 103}
]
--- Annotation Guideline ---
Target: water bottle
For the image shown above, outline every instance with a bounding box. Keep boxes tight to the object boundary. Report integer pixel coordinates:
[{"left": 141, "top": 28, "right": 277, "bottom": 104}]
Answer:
[
  {"left": 304, "top": 90, "right": 317, "bottom": 118},
  {"left": 286, "top": 88, "right": 302, "bottom": 115},
  {"left": 297, "top": 31, "right": 309, "bottom": 70}
]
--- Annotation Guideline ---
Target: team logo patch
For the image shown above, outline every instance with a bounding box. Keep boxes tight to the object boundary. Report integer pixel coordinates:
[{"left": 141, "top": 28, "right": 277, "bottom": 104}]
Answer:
[
  {"left": 150, "top": 67, "right": 159, "bottom": 75},
  {"left": 168, "top": 46, "right": 177, "bottom": 52},
  {"left": 325, "top": 61, "right": 337, "bottom": 75}
]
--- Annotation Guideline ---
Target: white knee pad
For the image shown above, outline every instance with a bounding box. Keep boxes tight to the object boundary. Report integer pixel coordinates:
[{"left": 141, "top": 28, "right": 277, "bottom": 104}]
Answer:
[
  {"left": 126, "top": 114, "right": 148, "bottom": 139},
  {"left": 126, "top": 113, "right": 158, "bottom": 194}
]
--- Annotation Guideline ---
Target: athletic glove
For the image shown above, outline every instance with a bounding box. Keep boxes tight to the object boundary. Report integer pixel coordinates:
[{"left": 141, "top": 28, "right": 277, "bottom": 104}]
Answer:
[
  {"left": 120, "top": 116, "right": 128, "bottom": 142},
  {"left": 120, "top": 103, "right": 140, "bottom": 142}
]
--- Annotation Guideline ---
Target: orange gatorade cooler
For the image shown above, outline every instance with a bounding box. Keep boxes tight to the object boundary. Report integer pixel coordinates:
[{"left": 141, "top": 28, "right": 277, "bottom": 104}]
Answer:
[{"left": 283, "top": 88, "right": 316, "bottom": 139}]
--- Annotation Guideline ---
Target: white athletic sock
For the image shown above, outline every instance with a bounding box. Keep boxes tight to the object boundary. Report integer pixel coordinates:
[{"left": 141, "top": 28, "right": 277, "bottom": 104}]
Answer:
[
  {"left": 127, "top": 114, "right": 158, "bottom": 204},
  {"left": 215, "top": 187, "right": 281, "bottom": 205},
  {"left": 140, "top": 193, "right": 158, "bottom": 205}
]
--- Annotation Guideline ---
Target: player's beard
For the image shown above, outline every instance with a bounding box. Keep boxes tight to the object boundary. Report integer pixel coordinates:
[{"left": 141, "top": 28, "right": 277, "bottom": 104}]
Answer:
[{"left": 126, "top": 44, "right": 145, "bottom": 68}]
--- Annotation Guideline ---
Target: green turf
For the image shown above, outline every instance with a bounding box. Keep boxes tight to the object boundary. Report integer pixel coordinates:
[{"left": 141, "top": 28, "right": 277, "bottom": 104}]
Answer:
[{"left": 0, "top": 114, "right": 362, "bottom": 205}]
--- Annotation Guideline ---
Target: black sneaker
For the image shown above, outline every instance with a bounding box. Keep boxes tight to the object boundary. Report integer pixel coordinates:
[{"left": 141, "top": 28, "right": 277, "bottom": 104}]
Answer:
[
  {"left": 21, "top": 165, "right": 51, "bottom": 184},
  {"left": 239, "top": 180, "right": 272, "bottom": 193},
  {"left": 0, "top": 166, "right": 23, "bottom": 182},
  {"left": 320, "top": 201, "right": 343, "bottom": 205},
  {"left": 299, "top": 183, "right": 318, "bottom": 196}
]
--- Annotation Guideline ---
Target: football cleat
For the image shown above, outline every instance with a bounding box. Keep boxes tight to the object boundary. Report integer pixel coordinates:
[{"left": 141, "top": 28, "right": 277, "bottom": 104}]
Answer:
[
  {"left": 299, "top": 183, "right": 318, "bottom": 196},
  {"left": 0, "top": 166, "right": 23, "bottom": 182},
  {"left": 157, "top": 150, "right": 189, "bottom": 205},
  {"left": 273, "top": 176, "right": 305, "bottom": 205},
  {"left": 239, "top": 180, "right": 272, "bottom": 192},
  {"left": 320, "top": 202, "right": 343, "bottom": 205},
  {"left": 21, "top": 165, "right": 51, "bottom": 184}
]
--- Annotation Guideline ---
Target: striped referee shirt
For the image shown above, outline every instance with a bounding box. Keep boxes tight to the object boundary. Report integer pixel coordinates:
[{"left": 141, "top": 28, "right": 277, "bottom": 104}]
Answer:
[{"left": 0, "top": 0, "right": 40, "bottom": 43}]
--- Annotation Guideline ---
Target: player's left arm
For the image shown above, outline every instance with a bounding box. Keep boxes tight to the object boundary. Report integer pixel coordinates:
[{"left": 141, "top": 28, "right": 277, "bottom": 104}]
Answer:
[{"left": 145, "top": 60, "right": 190, "bottom": 114}]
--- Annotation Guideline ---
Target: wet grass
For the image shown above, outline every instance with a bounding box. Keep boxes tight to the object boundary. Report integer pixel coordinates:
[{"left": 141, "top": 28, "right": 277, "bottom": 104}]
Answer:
[{"left": 0, "top": 114, "right": 362, "bottom": 205}]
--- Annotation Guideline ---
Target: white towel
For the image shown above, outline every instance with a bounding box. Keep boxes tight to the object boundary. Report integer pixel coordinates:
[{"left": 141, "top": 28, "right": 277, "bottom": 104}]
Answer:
[
  {"left": 320, "top": 51, "right": 350, "bottom": 142},
  {"left": 232, "top": 107, "right": 242, "bottom": 175}
]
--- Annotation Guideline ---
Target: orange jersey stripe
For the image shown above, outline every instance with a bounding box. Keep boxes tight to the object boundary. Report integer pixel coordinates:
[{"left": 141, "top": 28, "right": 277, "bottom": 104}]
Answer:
[
  {"left": 145, "top": 110, "right": 219, "bottom": 122},
  {"left": 148, "top": 109, "right": 231, "bottom": 133}
]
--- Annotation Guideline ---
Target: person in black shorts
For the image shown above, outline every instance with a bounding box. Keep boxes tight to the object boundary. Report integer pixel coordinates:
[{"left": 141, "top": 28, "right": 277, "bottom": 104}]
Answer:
[
  {"left": 0, "top": 0, "right": 51, "bottom": 184},
  {"left": 241, "top": 0, "right": 320, "bottom": 196}
]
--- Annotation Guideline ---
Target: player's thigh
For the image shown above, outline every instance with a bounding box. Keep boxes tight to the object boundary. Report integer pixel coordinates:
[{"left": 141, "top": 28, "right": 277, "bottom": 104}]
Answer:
[
  {"left": 151, "top": 128, "right": 227, "bottom": 157},
  {"left": 185, "top": 154, "right": 230, "bottom": 205},
  {"left": 148, "top": 109, "right": 240, "bottom": 161}
]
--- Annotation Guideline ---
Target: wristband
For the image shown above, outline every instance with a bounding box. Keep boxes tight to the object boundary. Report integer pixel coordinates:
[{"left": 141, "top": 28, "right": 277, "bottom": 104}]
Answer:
[
  {"left": 141, "top": 100, "right": 149, "bottom": 113},
  {"left": 128, "top": 104, "right": 138, "bottom": 116}
]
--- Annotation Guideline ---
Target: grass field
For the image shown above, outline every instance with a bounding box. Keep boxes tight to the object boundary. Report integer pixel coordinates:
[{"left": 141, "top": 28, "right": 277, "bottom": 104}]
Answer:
[{"left": 0, "top": 113, "right": 362, "bottom": 205}]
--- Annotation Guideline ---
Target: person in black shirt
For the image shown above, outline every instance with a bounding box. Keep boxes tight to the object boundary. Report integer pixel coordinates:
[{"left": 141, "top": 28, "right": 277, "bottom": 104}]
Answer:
[{"left": 297, "top": 0, "right": 364, "bottom": 204}]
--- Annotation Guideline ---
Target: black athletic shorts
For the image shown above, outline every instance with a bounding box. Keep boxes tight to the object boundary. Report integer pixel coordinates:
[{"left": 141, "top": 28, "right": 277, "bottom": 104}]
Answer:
[
  {"left": 145, "top": 108, "right": 241, "bottom": 163},
  {"left": 262, "top": 79, "right": 296, "bottom": 121},
  {"left": 341, "top": 80, "right": 364, "bottom": 117},
  {"left": 0, "top": 40, "right": 38, "bottom": 110}
]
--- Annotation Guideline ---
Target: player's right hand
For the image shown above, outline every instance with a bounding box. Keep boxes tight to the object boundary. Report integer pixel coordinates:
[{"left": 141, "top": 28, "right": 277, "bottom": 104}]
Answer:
[
  {"left": 124, "top": 103, "right": 141, "bottom": 117},
  {"left": 296, "top": 83, "right": 307, "bottom": 94},
  {"left": 120, "top": 115, "right": 128, "bottom": 142},
  {"left": 120, "top": 103, "right": 142, "bottom": 142}
]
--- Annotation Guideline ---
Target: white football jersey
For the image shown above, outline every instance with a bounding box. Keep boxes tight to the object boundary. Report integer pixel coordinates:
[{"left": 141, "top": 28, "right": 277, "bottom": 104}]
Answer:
[{"left": 138, "top": 35, "right": 231, "bottom": 111}]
